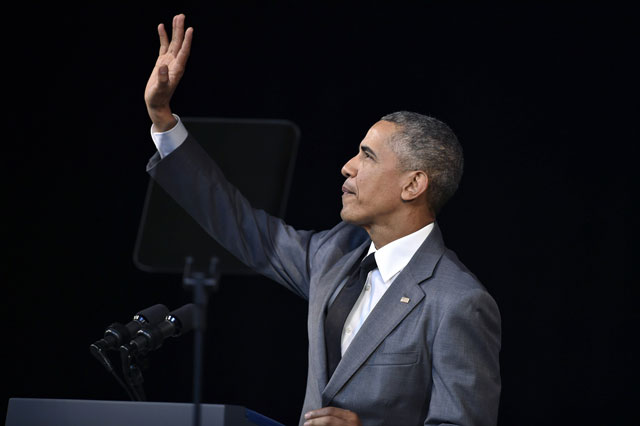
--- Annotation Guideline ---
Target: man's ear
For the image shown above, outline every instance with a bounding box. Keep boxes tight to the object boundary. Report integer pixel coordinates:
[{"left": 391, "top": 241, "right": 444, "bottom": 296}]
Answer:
[{"left": 401, "top": 171, "right": 428, "bottom": 202}]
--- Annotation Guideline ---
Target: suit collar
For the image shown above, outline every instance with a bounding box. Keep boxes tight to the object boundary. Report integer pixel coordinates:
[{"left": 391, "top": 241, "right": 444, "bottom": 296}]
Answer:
[
  {"left": 399, "top": 221, "right": 446, "bottom": 284},
  {"left": 369, "top": 222, "right": 435, "bottom": 283}
]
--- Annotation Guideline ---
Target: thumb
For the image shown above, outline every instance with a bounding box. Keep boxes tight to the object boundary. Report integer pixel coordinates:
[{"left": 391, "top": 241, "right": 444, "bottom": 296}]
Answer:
[{"left": 157, "top": 64, "right": 169, "bottom": 86}]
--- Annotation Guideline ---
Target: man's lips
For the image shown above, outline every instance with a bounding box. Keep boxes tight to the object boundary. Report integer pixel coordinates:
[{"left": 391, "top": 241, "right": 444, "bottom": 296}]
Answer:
[{"left": 342, "top": 185, "right": 356, "bottom": 196}]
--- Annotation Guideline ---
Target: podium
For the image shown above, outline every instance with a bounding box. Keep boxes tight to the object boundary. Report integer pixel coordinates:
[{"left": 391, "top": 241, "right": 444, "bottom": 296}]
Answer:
[{"left": 5, "top": 398, "right": 285, "bottom": 426}]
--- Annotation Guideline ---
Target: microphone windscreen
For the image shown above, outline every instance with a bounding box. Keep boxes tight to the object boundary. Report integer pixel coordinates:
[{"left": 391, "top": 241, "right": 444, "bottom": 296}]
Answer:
[
  {"left": 169, "top": 303, "right": 195, "bottom": 335},
  {"left": 135, "top": 304, "right": 169, "bottom": 324}
]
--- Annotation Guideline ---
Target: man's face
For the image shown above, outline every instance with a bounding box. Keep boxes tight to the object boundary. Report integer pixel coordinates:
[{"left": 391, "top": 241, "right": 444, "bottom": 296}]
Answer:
[{"left": 340, "top": 120, "right": 407, "bottom": 228}]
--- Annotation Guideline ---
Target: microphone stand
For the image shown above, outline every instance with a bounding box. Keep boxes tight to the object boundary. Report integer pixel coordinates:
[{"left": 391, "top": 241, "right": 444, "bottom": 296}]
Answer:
[
  {"left": 182, "top": 256, "right": 219, "bottom": 426},
  {"left": 90, "top": 342, "right": 137, "bottom": 401},
  {"left": 120, "top": 344, "right": 147, "bottom": 401}
]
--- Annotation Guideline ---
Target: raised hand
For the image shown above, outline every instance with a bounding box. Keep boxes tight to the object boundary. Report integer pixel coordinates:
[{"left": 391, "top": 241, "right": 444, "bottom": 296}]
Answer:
[{"left": 144, "top": 14, "right": 193, "bottom": 131}]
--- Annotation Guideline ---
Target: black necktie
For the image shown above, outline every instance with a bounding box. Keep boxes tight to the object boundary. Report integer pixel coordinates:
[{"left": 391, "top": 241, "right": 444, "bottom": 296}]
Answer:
[{"left": 324, "top": 252, "right": 378, "bottom": 379}]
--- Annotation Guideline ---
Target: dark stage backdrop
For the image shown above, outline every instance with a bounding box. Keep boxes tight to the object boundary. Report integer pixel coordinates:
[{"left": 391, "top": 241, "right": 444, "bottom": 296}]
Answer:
[{"left": 4, "top": 2, "right": 638, "bottom": 425}]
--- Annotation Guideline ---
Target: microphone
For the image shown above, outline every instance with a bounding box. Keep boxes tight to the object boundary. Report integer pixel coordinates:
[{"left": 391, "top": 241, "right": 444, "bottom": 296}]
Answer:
[
  {"left": 127, "top": 303, "right": 195, "bottom": 354},
  {"left": 90, "top": 303, "right": 170, "bottom": 400},
  {"left": 91, "top": 303, "right": 170, "bottom": 353}
]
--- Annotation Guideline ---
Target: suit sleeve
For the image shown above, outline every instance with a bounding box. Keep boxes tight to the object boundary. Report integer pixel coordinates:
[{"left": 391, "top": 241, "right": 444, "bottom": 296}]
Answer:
[
  {"left": 146, "top": 134, "right": 327, "bottom": 300},
  {"left": 425, "top": 289, "right": 502, "bottom": 426}
]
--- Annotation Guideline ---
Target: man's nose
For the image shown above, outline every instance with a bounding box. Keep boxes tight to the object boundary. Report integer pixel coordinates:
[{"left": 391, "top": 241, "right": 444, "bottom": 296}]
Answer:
[{"left": 341, "top": 155, "right": 358, "bottom": 178}]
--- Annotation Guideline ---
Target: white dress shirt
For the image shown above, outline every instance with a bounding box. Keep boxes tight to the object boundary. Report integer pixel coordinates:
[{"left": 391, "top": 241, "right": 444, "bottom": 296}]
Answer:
[
  {"left": 149, "top": 115, "right": 435, "bottom": 354},
  {"left": 340, "top": 223, "right": 433, "bottom": 355}
]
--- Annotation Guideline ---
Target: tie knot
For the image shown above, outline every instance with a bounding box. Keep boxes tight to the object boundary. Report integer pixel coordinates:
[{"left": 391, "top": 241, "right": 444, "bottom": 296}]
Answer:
[{"left": 360, "top": 252, "right": 377, "bottom": 274}]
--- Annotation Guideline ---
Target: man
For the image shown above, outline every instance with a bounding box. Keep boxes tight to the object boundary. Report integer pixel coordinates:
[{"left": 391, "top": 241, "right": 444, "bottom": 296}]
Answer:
[{"left": 145, "top": 14, "right": 501, "bottom": 426}]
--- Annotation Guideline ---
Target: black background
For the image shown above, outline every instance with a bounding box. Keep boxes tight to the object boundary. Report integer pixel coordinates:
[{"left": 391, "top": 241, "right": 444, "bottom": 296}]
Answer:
[{"left": 4, "top": 2, "right": 638, "bottom": 425}]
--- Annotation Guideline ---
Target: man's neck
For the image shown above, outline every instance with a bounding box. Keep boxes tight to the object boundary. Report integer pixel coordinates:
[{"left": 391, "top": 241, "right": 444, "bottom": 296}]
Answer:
[{"left": 365, "top": 213, "right": 435, "bottom": 249}]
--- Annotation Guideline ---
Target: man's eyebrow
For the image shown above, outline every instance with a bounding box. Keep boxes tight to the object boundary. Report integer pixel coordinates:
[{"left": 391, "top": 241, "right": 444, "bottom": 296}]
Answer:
[{"left": 360, "top": 144, "right": 378, "bottom": 159}]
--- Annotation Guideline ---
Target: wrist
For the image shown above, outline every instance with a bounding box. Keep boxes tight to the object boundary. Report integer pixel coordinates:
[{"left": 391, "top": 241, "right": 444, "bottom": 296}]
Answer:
[{"left": 148, "top": 107, "right": 177, "bottom": 132}]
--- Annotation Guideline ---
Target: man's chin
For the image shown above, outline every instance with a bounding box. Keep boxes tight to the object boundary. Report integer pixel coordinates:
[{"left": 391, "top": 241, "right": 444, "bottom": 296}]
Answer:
[
  {"left": 340, "top": 208, "right": 352, "bottom": 223},
  {"left": 340, "top": 208, "right": 361, "bottom": 225}
]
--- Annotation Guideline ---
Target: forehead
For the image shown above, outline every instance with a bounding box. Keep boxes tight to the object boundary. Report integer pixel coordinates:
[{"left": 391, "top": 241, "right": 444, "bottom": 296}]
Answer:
[{"left": 361, "top": 120, "right": 397, "bottom": 149}]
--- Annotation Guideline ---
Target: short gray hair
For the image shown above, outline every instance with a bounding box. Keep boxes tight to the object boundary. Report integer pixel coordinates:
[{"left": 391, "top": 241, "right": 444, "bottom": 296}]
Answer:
[{"left": 381, "top": 111, "right": 463, "bottom": 215}]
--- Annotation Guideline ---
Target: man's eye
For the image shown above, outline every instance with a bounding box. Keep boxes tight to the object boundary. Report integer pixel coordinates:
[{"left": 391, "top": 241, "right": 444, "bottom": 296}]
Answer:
[{"left": 362, "top": 151, "right": 371, "bottom": 158}]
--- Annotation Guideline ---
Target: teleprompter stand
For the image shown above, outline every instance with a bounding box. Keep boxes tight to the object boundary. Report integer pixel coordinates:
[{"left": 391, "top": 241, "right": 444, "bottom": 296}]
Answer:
[{"left": 183, "top": 255, "right": 220, "bottom": 426}]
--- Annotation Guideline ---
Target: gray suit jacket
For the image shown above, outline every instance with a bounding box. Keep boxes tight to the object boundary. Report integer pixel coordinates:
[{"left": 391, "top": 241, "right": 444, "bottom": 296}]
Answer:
[{"left": 147, "top": 135, "right": 501, "bottom": 426}]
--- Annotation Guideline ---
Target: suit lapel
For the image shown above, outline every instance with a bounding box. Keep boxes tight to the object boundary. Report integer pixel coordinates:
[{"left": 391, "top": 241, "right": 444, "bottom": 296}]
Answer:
[
  {"left": 321, "top": 223, "right": 447, "bottom": 405},
  {"left": 309, "top": 241, "right": 370, "bottom": 392}
]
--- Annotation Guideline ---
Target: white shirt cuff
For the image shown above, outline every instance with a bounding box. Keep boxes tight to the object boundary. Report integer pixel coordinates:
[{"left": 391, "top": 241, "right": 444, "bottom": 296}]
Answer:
[{"left": 150, "top": 114, "right": 188, "bottom": 158}]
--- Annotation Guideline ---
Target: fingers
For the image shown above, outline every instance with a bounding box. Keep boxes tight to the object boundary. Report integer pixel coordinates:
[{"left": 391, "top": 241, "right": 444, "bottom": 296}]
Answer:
[
  {"left": 304, "top": 407, "right": 361, "bottom": 426},
  {"left": 158, "top": 14, "right": 191, "bottom": 62},
  {"left": 157, "top": 64, "right": 169, "bottom": 87},
  {"left": 175, "top": 27, "right": 193, "bottom": 68},
  {"left": 168, "top": 14, "right": 186, "bottom": 56},
  {"left": 306, "top": 407, "right": 355, "bottom": 420},
  {"left": 158, "top": 23, "right": 169, "bottom": 55}
]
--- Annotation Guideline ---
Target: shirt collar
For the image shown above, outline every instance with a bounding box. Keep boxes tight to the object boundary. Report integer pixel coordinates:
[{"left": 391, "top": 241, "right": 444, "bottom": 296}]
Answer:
[{"left": 366, "top": 222, "right": 435, "bottom": 283}]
